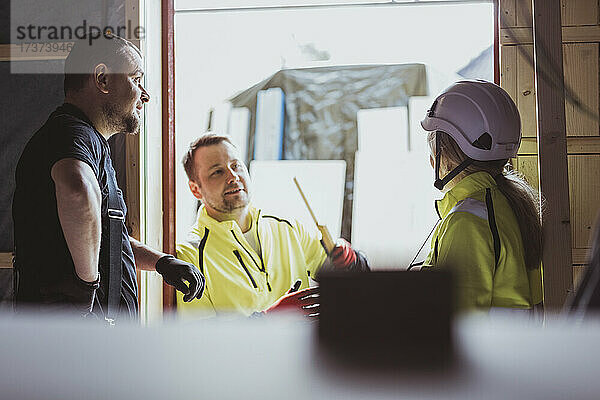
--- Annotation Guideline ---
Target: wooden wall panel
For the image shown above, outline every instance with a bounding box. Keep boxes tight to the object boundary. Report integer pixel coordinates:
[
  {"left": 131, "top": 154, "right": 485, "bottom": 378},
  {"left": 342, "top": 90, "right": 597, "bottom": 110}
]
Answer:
[
  {"left": 503, "top": 0, "right": 600, "bottom": 301},
  {"left": 0, "top": 253, "right": 12, "bottom": 269},
  {"left": 518, "top": 155, "right": 600, "bottom": 254},
  {"left": 515, "top": 156, "right": 588, "bottom": 287},
  {"left": 516, "top": 155, "right": 539, "bottom": 190},
  {"left": 0, "top": 43, "right": 71, "bottom": 61},
  {"left": 516, "top": 0, "right": 532, "bottom": 27},
  {"left": 573, "top": 248, "right": 592, "bottom": 264},
  {"left": 563, "top": 43, "right": 599, "bottom": 136},
  {"left": 568, "top": 155, "right": 600, "bottom": 248},
  {"left": 516, "top": 45, "right": 537, "bottom": 137},
  {"left": 510, "top": 43, "right": 599, "bottom": 138},
  {"left": 504, "top": 0, "right": 598, "bottom": 28},
  {"left": 573, "top": 265, "right": 587, "bottom": 287},
  {"left": 501, "top": 46, "right": 518, "bottom": 103},
  {"left": 500, "top": 0, "right": 517, "bottom": 28},
  {"left": 519, "top": 137, "right": 600, "bottom": 154},
  {"left": 501, "top": 25, "right": 600, "bottom": 45},
  {"left": 561, "top": 0, "right": 598, "bottom": 26}
]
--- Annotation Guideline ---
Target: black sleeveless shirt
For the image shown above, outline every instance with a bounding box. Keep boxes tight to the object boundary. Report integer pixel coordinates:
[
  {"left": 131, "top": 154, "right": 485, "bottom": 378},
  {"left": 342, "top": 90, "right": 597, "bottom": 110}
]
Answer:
[{"left": 13, "top": 103, "right": 138, "bottom": 319}]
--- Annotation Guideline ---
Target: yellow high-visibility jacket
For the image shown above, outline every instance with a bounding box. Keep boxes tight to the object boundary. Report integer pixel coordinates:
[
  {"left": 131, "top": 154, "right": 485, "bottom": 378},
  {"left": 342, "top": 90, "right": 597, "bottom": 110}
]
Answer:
[
  {"left": 424, "top": 172, "right": 543, "bottom": 311},
  {"left": 176, "top": 205, "right": 327, "bottom": 317}
]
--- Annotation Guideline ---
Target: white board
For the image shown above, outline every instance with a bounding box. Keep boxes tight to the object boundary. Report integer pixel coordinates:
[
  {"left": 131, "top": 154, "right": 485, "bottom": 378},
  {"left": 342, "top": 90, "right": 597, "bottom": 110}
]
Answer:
[
  {"left": 249, "top": 160, "right": 346, "bottom": 238},
  {"left": 254, "top": 88, "right": 284, "bottom": 160},
  {"left": 228, "top": 107, "right": 250, "bottom": 163},
  {"left": 357, "top": 106, "right": 408, "bottom": 154},
  {"left": 353, "top": 106, "right": 439, "bottom": 270}
]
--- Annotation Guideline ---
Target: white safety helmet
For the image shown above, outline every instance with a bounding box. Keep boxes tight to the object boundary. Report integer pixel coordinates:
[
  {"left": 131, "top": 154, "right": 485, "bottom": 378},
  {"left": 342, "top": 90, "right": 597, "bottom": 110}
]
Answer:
[{"left": 421, "top": 80, "right": 521, "bottom": 161}]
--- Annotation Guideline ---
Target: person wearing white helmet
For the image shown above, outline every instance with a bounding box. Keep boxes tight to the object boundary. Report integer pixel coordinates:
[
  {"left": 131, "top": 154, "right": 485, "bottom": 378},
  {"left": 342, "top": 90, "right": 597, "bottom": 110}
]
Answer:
[{"left": 418, "top": 80, "right": 543, "bottom": 311}]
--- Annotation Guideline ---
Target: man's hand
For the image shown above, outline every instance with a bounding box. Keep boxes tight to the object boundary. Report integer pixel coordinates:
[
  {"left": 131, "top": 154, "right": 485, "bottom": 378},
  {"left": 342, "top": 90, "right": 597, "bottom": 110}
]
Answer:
[
  {"left": 329, "top": 238, "right": 357, "bottom": 268},
  {"left": 155, "top": 255, "right": 205, "bottom": 302},
  {"left": 265, "top": 287, "right": 320, "bottom": 317},
  {"left": 329, "top": 239, "right": 370, "bottom": 271},
  {"left": 39, "top": 273, "right": 100, "bottom": 317}
]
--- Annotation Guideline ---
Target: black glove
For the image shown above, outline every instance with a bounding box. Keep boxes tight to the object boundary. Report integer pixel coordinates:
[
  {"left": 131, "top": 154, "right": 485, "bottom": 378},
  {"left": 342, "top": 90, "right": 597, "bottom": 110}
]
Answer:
[
  {"left": 327, "top": 239, "right": 371, "bottom": 272},
  {"left": 349, "top": 250, "right": 370, "bottom": 272},
  {"left": 155, "top": 255, "right": 205, "bottom": 302},
  {"left": 315, "top": 249, "right": 370, "bottom": 281}
]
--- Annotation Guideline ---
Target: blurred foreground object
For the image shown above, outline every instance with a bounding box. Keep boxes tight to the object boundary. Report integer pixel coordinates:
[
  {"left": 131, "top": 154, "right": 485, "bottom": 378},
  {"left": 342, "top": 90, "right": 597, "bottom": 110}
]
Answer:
[
  {"left": 318, "top": 270, "right": 453, "bottom": 367},
  {"left": 4, "top": 310, "right": 600, "bottom": 399}
]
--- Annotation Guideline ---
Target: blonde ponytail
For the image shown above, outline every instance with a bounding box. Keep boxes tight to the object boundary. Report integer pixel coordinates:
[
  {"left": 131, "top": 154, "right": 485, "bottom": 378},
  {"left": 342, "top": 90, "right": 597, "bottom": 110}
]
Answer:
[{"left": 493, "top": 170, "right": 544, "bottom": 271}]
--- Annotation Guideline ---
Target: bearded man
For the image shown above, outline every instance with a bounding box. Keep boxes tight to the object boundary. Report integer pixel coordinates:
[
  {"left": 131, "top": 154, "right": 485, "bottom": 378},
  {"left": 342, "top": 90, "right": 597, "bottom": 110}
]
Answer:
[
  {"left": 12, "top": 35, "right": 204, "bottom": 322},
  {"left": 177, "top": 133, "right": 369, "bottom": 318}
]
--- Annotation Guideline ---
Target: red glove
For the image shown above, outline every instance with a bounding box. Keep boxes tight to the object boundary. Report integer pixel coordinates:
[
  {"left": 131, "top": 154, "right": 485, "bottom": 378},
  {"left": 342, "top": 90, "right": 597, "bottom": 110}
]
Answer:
[
  {"left": 265, "top": 287, "right": 320, "bottom": 317},
  {"left": 329, "top": 238, "right": 357, "bottom": 269}
]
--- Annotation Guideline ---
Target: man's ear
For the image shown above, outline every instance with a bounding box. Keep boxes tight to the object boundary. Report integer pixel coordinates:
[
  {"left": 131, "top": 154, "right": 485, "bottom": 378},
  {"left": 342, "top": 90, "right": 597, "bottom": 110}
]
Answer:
[
  {"left": 188, "top": 180, "right": 203, "bottom": 201},
  {"left": 94, "top": 63, "right": 109, "bottom": 94}
]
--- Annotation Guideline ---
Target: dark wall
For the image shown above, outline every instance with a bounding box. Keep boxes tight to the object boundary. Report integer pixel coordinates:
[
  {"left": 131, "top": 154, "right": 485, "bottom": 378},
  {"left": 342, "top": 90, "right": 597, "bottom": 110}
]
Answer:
[
  {"left": 0, "top": 1, "right": 9, "bottom": 44},
  {"left": 0, "top": 62, "right": 65, "bottom": 252}
]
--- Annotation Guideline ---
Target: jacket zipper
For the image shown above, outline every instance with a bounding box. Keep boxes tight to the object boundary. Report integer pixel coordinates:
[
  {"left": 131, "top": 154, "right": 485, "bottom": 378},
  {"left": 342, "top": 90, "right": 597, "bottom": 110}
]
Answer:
[
  {"left": 231, "top": 230, "right": 261, "bottom": 270},
  {"left": 233, "top": 250, "right": 258, "bottom": 289},
  {"left": 255, "top": 211, "right": 272, "bottom": 292},
  {"left": 231, "top": 227, "right": 272, "bottom": 292},
  {"left": 197, "top": 228, "right": 210, "bottom": 274}
]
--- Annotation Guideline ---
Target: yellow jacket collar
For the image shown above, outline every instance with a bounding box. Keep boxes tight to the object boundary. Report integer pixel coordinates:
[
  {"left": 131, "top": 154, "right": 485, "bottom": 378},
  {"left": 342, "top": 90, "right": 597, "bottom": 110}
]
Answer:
[
  {"left": 196, "top": 204, "right": 260, "bottom": 232},
  {"left": 435, "top": 172, "right": 497, "bottom": 219}
]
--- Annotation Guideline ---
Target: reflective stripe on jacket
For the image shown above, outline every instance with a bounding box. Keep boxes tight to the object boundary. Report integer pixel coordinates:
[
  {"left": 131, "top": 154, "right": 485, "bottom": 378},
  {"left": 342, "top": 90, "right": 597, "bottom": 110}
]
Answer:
[
  {"left": 176, "top": 205, "right": 327, "bottom": 317},
  {"left": 424, "top": 172, "right": 543, "bottom": 311}
]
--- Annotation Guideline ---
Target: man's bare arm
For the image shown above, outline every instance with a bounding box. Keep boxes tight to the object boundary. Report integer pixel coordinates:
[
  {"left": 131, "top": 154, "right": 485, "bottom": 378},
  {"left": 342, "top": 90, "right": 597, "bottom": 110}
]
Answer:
[
  {"left": 129, "top": 237, "right": 163, "bottom": 271},
  {"left": 51, "top": 158, "right": 101, "bottom": 283}
]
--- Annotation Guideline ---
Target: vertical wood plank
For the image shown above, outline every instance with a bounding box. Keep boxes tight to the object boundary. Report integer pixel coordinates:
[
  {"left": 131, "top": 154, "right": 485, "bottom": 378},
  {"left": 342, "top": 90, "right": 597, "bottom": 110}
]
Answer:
[
  {"left": 517, "top": 155, "right": 539, "bottom": 190},
  {"left": 162, "top": 0, "right": 177, "bottom": 311},
  {"left": 516, "top": 45, "right": 537, "bottom": 137},
  {"left": 516, "top": 0, "right": 533, "bottom": 27},
  {"left": 125, "top": 134, "right": 140, "bottom": 240},
  {"left": 532, "top": 0, "right": 574, "bottom": 309},
  {"left": 500, "top": 0, "right": 517, "bottom": 28},
  {"left": 573, "top": 265, "right": 587, "bottom": 289},
  {"left": 518, "top": 155, "right": 600, "bottom": 255},
  {"left": 141, "top": 0, "right": 166, "bottom": 323},
  {"left": 561, "top": 0, "right": 598, "bottom": 26},
  {"left": 563, "top": 43, "right": 599, "bottom": 137},
  {"left": 126, "top": 0, "right": 142, "bottom": 315},
  {"left": 126, "top": 0, "right": 141, "bottom": 48},
  {"left": 495, "top": 0, "right": 501, "bottom": 84},
  {"left": 501, "top": 45, "right": 518, "bottom": 102},
  {"left": 568, "top": 155, "right": 578, "bottom": 250},
  {"left": 568, "top": 155, "right": 600, "bottom": 248}
]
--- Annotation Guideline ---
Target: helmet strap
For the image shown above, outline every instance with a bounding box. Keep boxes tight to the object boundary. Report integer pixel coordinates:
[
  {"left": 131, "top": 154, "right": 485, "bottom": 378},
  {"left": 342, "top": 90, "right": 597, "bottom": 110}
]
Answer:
[
  {"left": 434, "top": 158, "right": 473, "bottom": 190},
  {"left": 434, "top": 133, "right": 474, "bottom": 190},
  {"left": 434, "top": 136, "right": 442, "bottom": 187}
]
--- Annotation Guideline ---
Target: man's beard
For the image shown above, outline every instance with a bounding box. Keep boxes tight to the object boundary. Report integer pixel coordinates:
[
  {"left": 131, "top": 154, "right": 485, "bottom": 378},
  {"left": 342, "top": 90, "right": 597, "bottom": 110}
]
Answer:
[
  {"left": 103, "top": 103, "right": 140, "bottom": 135},
  {"left": 204, "top": 193, "right": 249, "bottom": 214}
]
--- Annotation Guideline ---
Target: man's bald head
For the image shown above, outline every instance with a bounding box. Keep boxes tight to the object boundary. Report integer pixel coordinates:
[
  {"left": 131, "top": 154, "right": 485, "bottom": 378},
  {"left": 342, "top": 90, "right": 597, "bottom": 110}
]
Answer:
[{"left": 64, "top": 34, "right": 141, "bottom": 95}]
